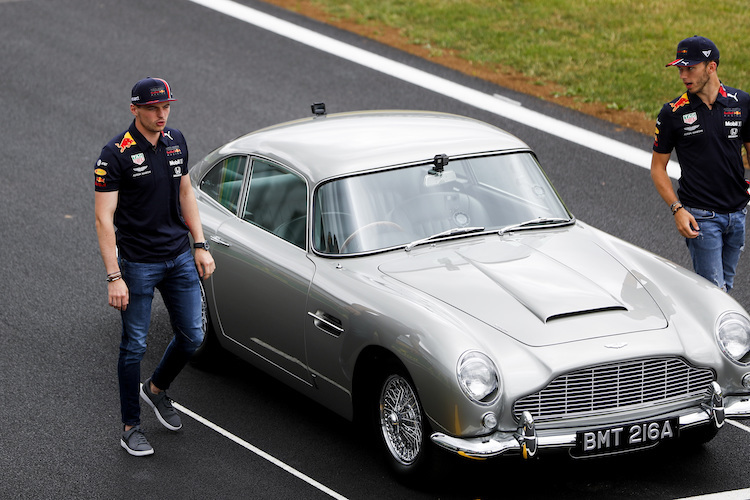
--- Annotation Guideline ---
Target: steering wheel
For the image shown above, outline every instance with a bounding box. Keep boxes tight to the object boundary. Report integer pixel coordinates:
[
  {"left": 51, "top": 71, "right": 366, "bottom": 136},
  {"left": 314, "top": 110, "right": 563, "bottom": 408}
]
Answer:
[{"left": 339, "top": 221, "right": 404, "bottom": 253}]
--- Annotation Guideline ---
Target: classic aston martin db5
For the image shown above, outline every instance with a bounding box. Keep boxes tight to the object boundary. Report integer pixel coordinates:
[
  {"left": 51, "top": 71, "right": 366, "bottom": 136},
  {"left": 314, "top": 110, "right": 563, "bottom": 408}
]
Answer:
[{"left": 190, "top": 106, "right": 750, "bottom": 477}]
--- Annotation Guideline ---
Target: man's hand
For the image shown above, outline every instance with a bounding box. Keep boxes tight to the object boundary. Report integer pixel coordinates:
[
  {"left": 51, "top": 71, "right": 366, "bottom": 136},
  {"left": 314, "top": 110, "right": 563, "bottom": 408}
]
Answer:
[
  {"left": 195, "top": 249, "right": 216, "bottom": 280},
  {"left": 108, "top": 279, "right": 129, "bottom": 311},
  {"left": 674, "top": 207, "right": 700, "bottom": 238}
]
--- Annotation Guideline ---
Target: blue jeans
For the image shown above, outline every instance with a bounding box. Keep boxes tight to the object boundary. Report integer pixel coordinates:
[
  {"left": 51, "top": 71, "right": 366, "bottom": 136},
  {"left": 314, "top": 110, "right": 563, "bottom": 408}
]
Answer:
[
  {"left": 118, "top": 250, "right": 204, "bottom": 426},
  {"left": 684, "top": 206, "right": 747, "bottom": 292}
]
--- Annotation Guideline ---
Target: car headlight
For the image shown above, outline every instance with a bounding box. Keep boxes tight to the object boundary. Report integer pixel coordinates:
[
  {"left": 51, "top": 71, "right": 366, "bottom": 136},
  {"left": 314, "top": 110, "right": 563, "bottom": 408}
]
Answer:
[
  {"left": 457, "top": 351, "right": 500, "bottom": 405},
  {"left": 716, "top": 312, "right": 750, "bottom": 365}
]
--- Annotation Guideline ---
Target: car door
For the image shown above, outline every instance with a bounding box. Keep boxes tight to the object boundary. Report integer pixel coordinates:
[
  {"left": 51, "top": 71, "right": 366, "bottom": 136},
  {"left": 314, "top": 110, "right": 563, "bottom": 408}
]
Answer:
[{"left": 209, "top": 157, "right": 315, "bottom": 387}]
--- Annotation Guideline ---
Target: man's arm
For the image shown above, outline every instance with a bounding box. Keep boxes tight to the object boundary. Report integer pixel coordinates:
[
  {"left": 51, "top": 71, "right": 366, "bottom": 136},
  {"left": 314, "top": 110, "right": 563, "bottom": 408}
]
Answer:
[
  {"left": 180, "top": 174, "right": 215, "bottom": 279},
  {"left": 95, "top": 190, "right": 129, "bottom": 310},
  {"left": 650, "top": 151, "right": 699, "bottom": 238}
]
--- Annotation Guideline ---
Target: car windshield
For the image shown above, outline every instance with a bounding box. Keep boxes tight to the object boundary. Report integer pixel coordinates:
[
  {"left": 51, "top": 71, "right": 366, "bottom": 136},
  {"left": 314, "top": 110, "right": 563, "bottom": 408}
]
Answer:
[{"left": 313, "top": 152, "right": 571, "bottom": 255}]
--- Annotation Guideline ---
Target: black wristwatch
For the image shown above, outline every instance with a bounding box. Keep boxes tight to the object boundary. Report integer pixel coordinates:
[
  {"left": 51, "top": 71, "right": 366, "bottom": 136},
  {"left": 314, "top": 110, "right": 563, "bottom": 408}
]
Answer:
[{"left": 193, "top": 241, "right": 210, "bottom": 251}]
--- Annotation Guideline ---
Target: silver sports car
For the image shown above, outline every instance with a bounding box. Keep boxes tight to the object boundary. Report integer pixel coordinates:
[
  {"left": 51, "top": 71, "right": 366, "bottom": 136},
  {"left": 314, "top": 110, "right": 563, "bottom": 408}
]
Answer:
[{"left": 191, "top": 106, "right": 750, "bottom": 477}]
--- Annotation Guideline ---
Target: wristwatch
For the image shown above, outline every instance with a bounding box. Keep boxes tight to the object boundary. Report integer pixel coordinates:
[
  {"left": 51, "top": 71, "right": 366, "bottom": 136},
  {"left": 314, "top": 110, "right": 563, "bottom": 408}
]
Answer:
[{"left": 193, "top": 241, "right": 210, "bottom": 251}]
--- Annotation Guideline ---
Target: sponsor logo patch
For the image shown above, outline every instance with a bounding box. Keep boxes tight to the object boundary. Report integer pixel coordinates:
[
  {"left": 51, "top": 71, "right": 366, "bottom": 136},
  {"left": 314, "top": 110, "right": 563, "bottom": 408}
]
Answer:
[
  {"left": 670, "top": 93, "right": 690, "bottom": 112},
  {"left": 132, "top": 164, "right": 151, "bottom": 178},
  {"left": 131, "top": 153, "right": 145, "bottom": 165},
  {"left": 166, "top": 145, "right": 182, "bottom": 156},
  {"left": 116, "top": 132, "right": 136, "bottom": 153},
  {"left": 683, "top": 112, "right": 697, "bottom": 125},
  {"left": 683, "top": 125, "right": 703, "bottom": 136}
]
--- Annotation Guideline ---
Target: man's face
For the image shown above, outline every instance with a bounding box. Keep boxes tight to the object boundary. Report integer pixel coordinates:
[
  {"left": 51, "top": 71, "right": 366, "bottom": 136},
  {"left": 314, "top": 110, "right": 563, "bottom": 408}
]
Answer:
[
  {"left": 131, "top": 101, "right": 171, "bottom": 134},
  {"left": 677, "top": 62, "right": 712, "bottom": 95}
]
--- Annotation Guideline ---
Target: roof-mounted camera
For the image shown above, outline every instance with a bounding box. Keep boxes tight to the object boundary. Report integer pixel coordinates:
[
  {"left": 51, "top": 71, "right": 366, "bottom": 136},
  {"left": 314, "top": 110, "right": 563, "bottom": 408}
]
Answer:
[
  {"left": 311, "top": 102, "right": 326, "bottom": 117},
  {"left": 429, "top": 153, "right": 449, "bottom": 175}
]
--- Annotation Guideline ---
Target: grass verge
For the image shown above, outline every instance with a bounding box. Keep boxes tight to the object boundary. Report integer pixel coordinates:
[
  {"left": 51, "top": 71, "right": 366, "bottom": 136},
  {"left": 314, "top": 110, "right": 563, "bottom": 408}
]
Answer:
[{"left": 263, "top": 0, "right": 750, "bottom": 136}]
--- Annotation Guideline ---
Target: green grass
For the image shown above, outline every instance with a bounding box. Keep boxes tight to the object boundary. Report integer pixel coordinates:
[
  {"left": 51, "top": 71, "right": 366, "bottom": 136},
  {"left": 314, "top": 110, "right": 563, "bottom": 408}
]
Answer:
[{"left": 308, "top": 0, "right": 750, "bottom": 119}]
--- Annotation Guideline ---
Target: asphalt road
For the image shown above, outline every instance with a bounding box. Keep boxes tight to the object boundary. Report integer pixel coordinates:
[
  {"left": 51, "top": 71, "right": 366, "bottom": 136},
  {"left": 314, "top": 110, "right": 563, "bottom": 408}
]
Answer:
[{"left": 1, "top": 0, "right": 749, "bottom": 499}]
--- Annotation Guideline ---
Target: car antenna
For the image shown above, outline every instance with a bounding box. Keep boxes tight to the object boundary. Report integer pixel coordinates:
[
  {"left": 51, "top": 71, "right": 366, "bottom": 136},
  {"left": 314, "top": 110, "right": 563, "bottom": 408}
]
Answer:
[{"left": 311, "top": 102, "right": 326, "bottom": 117}]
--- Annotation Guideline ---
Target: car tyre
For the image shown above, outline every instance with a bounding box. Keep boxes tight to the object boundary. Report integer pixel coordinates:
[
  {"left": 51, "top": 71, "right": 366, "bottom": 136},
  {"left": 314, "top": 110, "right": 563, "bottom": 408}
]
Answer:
[{"left": 376, "top": 368, "right": 434, "bottom": 480}]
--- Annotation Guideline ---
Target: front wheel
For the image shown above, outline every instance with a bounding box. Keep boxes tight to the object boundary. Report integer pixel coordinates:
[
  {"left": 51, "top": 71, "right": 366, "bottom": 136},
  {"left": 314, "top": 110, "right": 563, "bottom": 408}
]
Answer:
[{"left": 377, "top": 371, "right": 431, "bottom": 478}]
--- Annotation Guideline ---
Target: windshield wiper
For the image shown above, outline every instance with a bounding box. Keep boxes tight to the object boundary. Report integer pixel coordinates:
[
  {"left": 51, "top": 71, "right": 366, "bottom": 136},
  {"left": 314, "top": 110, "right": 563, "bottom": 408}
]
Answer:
[
  {"left": 498, "top": 217, "right": 572, "bottom": 235},
  {"left": 405, "top": 226, "right": 485, "bottom": 252}
]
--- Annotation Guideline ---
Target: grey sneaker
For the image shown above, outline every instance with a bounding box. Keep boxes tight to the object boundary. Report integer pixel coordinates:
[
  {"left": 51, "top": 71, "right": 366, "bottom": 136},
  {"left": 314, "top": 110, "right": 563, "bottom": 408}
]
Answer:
[
  {"left": 140, "top": 378, "right": 183, "bottom": 431},
  {"left": 121, "top": 425, "right": 154, "bottom": 456}
]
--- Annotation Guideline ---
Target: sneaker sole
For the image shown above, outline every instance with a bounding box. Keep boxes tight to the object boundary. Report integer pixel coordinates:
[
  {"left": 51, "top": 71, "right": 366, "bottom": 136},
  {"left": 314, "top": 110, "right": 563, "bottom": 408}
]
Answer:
[
  {"left": 140, "top": 383, "right": 183, "bottom": 431},
  {"left": 120, "top": 439, "right": 154, "bottom": 456}
]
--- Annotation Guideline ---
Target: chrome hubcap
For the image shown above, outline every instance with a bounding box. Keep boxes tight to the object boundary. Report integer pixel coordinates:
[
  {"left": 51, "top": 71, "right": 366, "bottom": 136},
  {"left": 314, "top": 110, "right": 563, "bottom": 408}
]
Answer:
[{"left": 379, "top": 374, "right": 423, "bottom": 465}]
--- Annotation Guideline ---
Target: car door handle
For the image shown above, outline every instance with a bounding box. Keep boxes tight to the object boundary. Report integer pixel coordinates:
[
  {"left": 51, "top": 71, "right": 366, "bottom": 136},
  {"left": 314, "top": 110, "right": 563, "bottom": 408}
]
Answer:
[
  {"left": 210, "top": 236, "right": 231, "bottom": 247},
  {"left": 308, "top": 311, "right": 344, "bottom": 337}
]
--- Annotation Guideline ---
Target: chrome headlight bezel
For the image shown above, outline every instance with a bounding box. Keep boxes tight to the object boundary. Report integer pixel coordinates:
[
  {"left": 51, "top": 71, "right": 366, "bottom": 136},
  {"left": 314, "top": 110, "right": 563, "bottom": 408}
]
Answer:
[
  {"left": 457, "top": 351, "right": 501, "bottom": 405},
  {"left": 716, "top": 311, "right": 750, "bottom": 366}
]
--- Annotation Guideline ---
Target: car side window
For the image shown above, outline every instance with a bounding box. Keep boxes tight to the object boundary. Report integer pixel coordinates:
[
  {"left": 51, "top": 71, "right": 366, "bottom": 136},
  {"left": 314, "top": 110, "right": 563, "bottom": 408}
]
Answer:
[
  {"left": 242, "top": 159, "right": 307, "bottom": 248},
  {"left": 199, "top": 155, "right": 248, "bottom": 213}
]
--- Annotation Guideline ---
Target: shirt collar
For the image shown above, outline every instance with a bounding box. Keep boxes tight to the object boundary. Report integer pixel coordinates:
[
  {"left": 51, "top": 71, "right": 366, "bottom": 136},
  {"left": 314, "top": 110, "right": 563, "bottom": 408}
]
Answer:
[{"left": 128, "top": 120, "right": 170, "bottom": 148}]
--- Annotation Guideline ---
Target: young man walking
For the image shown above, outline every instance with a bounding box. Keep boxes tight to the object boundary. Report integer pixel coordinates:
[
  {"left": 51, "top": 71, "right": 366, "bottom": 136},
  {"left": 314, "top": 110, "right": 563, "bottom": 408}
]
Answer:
[
  {"left": 651, "top": 36, "right": 750, "bottom": 292},
  {"left": 95, "top": 77, "right": 215, "bottom": 455}
]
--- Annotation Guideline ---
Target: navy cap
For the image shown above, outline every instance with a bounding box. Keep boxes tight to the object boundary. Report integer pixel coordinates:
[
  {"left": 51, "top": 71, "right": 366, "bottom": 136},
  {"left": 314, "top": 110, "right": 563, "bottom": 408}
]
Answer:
[
  {"left": 131, "top": 77, "right": 176, "bottom": 105},
  {"left": 666, "top": 36, "right": 720, "bottom": 67}
]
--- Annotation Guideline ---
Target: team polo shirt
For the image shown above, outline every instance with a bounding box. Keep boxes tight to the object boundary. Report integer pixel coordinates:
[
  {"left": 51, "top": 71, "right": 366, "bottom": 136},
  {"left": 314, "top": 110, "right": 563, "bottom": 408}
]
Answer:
[
  {"left": 653, "top": 83, "right": 750, "bottom": 212},
  {"left": 95, "top": 121, "right": 190, "bottom": 262}
]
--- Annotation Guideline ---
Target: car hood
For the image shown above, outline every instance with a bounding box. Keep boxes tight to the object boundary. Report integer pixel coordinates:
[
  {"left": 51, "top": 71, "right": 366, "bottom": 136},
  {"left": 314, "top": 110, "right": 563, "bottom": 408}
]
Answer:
[{"left": 379, "top": 227, "right": 668, "bottom": 346}]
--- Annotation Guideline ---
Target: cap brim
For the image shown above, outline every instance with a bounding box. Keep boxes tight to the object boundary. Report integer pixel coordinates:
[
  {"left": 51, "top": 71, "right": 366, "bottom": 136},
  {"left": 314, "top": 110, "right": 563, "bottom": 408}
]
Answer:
[
  {"left": 666, "top": 58, "right": 701, "bottom": 67},
  {"left": 134, "top": 98, "right": 177, "bottom": 106}
]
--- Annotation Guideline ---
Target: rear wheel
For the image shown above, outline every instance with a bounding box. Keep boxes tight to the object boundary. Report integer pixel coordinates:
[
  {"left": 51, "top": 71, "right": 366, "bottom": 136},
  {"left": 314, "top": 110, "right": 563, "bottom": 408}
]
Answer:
[{"left": 377, "top": 369, "right": 431, "bottom": 479}]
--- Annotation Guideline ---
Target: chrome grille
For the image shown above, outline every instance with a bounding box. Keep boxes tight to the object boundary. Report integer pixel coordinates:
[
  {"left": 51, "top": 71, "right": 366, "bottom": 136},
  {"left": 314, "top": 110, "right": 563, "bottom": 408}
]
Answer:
[{"left": 513, "top": 358, "right": 715, "bottom": 422}]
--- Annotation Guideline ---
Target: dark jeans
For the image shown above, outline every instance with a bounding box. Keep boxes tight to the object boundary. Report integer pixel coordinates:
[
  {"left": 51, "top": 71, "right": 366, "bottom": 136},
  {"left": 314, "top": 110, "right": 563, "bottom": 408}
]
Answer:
[{"left": 118, "top": 250, "right": 203, "bottom": 426}]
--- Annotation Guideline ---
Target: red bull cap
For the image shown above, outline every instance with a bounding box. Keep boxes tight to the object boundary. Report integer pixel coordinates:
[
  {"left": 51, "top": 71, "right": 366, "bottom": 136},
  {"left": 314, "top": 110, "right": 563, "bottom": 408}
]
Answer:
[
  {"left": 131, "top": 77, "right": 177, "bottom": 106},
  {"left": 666, "top": 36, "right": 720, "bottom": 67}
]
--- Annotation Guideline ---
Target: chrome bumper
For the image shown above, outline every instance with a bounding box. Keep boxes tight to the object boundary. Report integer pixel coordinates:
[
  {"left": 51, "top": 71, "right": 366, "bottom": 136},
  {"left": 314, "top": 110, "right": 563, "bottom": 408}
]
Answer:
[{"left": 431, "top": 383, "right": 750, "bottom": 460}]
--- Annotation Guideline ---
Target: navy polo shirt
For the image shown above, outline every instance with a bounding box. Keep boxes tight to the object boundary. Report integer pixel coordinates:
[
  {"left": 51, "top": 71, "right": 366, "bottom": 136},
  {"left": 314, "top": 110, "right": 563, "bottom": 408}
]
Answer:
[
  {"left": 653, "top": 83, "right": 750, "bottom": 212},
  {"left": 95, "top": 120, "right": 190, "bottom": 262}
]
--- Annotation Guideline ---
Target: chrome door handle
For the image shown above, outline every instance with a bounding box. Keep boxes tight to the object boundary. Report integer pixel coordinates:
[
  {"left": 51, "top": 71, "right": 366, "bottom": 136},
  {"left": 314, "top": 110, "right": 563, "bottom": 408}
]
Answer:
[
  {"left": 308, "top": 311, "right": 344, "bottom": 337},
  {"left": 210, "top": 236, "right": 231, "bottom": 247}
]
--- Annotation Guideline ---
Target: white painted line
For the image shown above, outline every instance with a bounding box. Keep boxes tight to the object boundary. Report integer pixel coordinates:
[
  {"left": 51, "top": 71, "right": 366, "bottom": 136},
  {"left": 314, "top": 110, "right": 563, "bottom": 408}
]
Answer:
[
  {"left": 185, "top": 0, "right": 681, "bottom": 179},
  {"left": 173, "top": 401, "right": 350, "bottom": 500},
  {"left": 674, "top": 488, "right": 750, "bottom": 500},
  {"left": 727, "top": 418, "right": 750, "bottom": 434}
]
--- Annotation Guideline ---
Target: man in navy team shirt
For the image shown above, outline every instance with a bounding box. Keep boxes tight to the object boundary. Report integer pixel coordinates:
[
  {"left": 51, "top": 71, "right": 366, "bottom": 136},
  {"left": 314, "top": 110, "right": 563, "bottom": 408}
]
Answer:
[
  {"left": 651, "top": 36, "right": 750, "bottom": 292},
  {"left": 95, "top": 78, "right": 215, "bottom": 456}
]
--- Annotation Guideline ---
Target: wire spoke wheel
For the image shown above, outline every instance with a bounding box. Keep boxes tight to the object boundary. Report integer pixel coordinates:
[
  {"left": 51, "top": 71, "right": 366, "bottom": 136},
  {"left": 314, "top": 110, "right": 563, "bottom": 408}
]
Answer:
[{"left": 379, "top": 373, "right": 424, "bottom": 466}]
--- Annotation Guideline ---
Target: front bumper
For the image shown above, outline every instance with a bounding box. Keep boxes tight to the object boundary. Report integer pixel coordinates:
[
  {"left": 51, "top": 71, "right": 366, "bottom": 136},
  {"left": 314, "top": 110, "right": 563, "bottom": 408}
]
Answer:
[{"left": 431, "top": 383, "right": 750, "bottom": 460}]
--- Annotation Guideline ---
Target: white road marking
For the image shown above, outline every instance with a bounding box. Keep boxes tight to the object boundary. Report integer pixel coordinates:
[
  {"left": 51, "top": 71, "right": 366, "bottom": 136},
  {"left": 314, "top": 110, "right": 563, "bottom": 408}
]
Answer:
[
  {"left": 186, "top": 0, "right": 681, "bottom": 179},
  {"left": 726, "top": 418, "right": 750, "bottom": 434},
  {"left": 674, "top": 488, "right": 750, "bottom": 500},
  {"left": 173, "top": 401, "right": 350, "bottom": 500}
]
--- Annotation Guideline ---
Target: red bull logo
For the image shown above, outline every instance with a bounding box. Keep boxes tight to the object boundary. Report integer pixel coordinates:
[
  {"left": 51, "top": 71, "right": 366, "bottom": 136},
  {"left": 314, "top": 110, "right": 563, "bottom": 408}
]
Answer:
[
  {"left": 116, "top": 132, "right": 137, "bottom": 153},
  {"left": 670, "top": 93, "right": 690, "bottom": 112}
]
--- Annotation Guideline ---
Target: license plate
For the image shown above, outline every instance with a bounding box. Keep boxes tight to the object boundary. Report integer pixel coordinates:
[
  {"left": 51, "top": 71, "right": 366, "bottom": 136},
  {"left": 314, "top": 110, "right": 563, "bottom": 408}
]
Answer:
[{"left": 575, "top": 418, "right": 679, "bottom": 455}]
